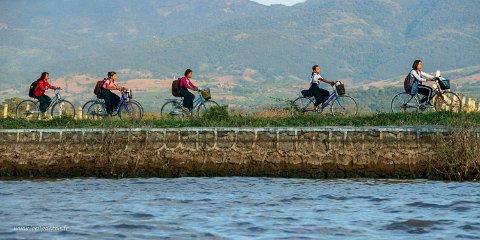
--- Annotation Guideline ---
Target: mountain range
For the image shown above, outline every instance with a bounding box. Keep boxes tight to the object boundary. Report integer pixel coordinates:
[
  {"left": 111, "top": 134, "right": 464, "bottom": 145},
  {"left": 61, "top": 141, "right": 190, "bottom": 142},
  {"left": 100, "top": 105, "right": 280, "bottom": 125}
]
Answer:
[{"left": 0, "top": 0, "right": 479, "bottom": 111}]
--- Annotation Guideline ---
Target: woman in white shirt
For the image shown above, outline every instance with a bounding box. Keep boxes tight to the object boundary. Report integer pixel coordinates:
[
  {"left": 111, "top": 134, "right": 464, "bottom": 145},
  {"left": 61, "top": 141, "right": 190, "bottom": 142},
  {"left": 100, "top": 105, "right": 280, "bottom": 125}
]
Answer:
[
  {"left": 411, "top": 60, "right": 435, "bottom": 105},
  {"left": 310, "top": 65, "right": 335, "bottom": 111}
]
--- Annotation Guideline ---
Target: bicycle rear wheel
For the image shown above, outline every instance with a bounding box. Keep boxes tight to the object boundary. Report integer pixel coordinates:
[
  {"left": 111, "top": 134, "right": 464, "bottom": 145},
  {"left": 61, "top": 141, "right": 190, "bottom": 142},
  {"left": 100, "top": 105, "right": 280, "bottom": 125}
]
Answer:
[
  {"left": 434, "top": 92, "right": 462, "bottom": 112},
  {"left": 391, "top": 93, "right": 419, "bottom": 113},
  {"left": 331, "top": 96, "right": 358, "bottom": 117},
  {"left": 16, "top": 100, "right": 40, "bottom": 120},
  {"left": 160, "top": 100, "right": 185, "bottom": 119},
  {"left": 86, "top": 102, "right": 107, "bottom": 120},
  {"left": 119, "top": 101, "right": 143, "bottom": 120},
  {"left": 197, "top": 100, "right": 220, "bottom": 117},
  {"left": 82, "top": 99, "right": 102, "bottom": 119},
  {"left": 51, "top": 100, "right": 76, "bottom": 118},
  {"left": 130, "top": 100, "right": 144, "bottom": 118},
  {"left": 291, "top": 97, "right": 313, "bottom": 116}
]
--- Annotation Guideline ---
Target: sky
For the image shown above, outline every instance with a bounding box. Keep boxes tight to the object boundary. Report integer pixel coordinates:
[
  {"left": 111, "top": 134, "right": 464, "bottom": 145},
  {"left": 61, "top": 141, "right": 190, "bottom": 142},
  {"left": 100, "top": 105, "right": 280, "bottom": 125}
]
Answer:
[{"left": 252, "top": 0, "right": 306, "bottom": 6}]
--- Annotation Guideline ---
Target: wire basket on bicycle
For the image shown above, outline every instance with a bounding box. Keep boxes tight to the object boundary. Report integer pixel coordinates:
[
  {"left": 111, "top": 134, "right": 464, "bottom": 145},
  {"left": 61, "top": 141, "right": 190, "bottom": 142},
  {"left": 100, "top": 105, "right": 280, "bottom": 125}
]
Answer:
[{"left": 200, "top": 88, "right": 211, "bottom": 100}]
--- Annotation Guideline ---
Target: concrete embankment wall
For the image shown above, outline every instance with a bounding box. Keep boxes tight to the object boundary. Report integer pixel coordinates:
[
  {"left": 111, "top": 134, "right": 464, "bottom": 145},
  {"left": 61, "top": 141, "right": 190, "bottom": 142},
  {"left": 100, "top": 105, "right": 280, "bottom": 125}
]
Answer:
[{"left": 0, "top": 127, "right": 452, "bottom": 178}]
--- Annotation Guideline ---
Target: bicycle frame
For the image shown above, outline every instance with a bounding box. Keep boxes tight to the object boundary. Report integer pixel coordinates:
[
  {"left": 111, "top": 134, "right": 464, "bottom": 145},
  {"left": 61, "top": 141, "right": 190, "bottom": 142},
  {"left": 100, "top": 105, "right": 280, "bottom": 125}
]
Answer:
[
  {"left": 171, "top": 91, "right": 207, "bottom": 113},
  {"left": 302, "top": 86, "right": 344, "bottom": 111},
  {"left": 28, "top": 89, "right": 63, "bottom": 113},
  {"left": 395, "top": 79, "right": 449, "bottom": 106},
  {"left": 111, "top": 91, "right": 131, "bottom": 116}
]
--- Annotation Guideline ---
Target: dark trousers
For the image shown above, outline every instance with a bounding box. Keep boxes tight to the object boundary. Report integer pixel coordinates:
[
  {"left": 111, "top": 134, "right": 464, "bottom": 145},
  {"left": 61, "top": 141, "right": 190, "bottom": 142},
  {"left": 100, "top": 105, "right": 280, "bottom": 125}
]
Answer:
[
  {"left": 180, "top": 88, "right": 195, "bottom": 110},
  {"left": 36, "top": 95, "right": 51, "bottom": 113},
  {"left": 418, "top": 85, "right": 433, "bottom": 103},
  {"left": 309, "top": 83, "right": 330, "bottom": 107},
  {"left": 102, "top": 88, "right": 120, "bottom": 114}
]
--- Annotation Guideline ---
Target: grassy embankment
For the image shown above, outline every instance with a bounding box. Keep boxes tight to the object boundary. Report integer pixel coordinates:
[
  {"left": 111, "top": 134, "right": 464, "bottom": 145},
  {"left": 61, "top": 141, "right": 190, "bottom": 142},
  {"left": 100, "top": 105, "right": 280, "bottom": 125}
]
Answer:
[
  {"left": 1, "top": 108, "right": 478, "bottom": 181},
  {"left": 1, "top": 107, "right": 480, "bottom": 129}
]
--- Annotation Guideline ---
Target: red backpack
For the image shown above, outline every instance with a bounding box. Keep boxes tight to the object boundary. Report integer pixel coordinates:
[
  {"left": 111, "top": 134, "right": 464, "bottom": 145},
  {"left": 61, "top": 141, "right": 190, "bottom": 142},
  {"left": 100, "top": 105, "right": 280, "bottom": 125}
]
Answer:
[{"left": 93, "top": 79, "right": 105, "bottom": 99}]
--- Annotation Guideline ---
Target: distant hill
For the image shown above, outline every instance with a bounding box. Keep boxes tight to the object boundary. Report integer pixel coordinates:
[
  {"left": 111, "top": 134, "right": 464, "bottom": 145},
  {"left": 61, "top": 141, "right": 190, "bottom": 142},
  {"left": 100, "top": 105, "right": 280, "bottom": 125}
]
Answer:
[{"left": 0, "top": 0, "right": 479, "bottom": 111}]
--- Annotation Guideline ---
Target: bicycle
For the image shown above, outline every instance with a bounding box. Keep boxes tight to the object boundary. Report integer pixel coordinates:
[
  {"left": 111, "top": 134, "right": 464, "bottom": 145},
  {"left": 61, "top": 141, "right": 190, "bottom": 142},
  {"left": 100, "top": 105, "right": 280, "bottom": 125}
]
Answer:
[
  {"left": 291, "top": 82, "right": 358, "bottom": 117},
  {"left": 16, "top": 88, "right": 76, "bottom": 119},
  {"left": 160, "top": 88, "right": 219, "bottom": 118},
  {"left": 391, "top": 77, "right": 462, "bottom": 113},
  {"left": 82, "top": 97, "right": 144, "bottom": 119},
  {"left": 86, "top": 90, "right": 143, "bottom": 120}
]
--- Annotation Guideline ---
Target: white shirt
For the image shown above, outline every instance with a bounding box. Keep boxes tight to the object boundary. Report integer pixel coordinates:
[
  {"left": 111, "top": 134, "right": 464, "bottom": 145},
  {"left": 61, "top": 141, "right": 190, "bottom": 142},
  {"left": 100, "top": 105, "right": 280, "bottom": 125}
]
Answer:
[
  {"left": 311, "top": 73, "right": 327, "bottom": 88},
  {"left": 410, "top": 70, "right": 434, "bottom": 85}
]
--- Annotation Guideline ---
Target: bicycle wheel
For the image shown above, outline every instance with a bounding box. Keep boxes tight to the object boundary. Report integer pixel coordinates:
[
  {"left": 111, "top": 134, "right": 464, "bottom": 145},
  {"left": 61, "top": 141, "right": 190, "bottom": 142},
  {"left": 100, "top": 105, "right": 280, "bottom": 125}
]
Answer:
[
  {"left": 160, "top": 100, "right": 185, "bottom": 118},
  {"left": 82, "top": 99, "right": 102, "bottom": 119},
  {"left": 197, "top": 100, "right": 220, "bottom": 117},
  {"left": 86, "top": 102, "right": 107, "bottom": 120},
  {"left": 391, "top": 93, "right": 419, "bottom": 113},
  {"left": 291, "top": 97, "right": 313, "bottom": 116},
  {"left": 16, "top": 100, "right": 40, "bottom": 120},
  {"left": 51, "top": 100, "right": 76, "bottom": 118},
  {"left": 331, "top": 95, "right": 358, "bottom": 117},
  {"left": 130, "top": 100, "right": 144, "bottom": 118},
  {"left": 434, "top": 92, "right": 462, "bottom": 112},
  {"left": 119, "top": 101, "right": 143, "bottom": 120}
]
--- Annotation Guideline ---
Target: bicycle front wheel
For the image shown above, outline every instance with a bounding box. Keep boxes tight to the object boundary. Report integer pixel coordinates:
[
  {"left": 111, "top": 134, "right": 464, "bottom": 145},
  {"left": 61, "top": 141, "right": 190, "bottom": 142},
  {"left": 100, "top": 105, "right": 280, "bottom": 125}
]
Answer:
[
  {"left": 160, "top": 100, "right": 185, "bottom": 119},
  {"left": 16, "top": 100, "right": 40, "bottom": 120},
  {"left": 51, "top": 100, "right": 76, "bottom": 118},
  {"left": 291, "top": 97, "right": 313, "bottom": 116},
  {"left": 434, "top": 92, "right": 462, "bottom": 112},
  {"left": 86, "top": 102, "right": 107, "bottom": 120},
  {"left": 391, "top": 93, "right": 419, "bottom": 113},
  {"left": 331, "top": 96, "right": 358, "bottom": 117},
  {"left": 197, "top": 100, "right": 220, "bottom": 117},
  {"left": 119, "top": 101, "right": 143, "bottom": 120}
]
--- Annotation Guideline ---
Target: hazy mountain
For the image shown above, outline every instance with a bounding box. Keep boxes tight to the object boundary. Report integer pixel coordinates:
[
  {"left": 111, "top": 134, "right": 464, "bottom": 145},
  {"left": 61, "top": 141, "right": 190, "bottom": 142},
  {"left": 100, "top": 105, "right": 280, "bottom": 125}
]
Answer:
[{"left": 0, "top": 0, "right": 479, "bottom": 109}]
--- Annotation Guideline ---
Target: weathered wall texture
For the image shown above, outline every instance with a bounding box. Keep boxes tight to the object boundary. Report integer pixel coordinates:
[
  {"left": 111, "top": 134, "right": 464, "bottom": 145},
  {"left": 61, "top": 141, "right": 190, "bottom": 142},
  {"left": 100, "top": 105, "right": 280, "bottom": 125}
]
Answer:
[{"left": 0, "top": 127, "right": 451, "bottom": 178}]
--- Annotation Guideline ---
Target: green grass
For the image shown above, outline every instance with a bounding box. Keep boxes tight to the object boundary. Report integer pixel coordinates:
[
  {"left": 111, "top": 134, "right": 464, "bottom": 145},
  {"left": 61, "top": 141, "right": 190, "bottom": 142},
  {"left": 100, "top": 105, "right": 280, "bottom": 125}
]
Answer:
[{"left": 1, "top": 109, "right": 479, "bottom": 129}]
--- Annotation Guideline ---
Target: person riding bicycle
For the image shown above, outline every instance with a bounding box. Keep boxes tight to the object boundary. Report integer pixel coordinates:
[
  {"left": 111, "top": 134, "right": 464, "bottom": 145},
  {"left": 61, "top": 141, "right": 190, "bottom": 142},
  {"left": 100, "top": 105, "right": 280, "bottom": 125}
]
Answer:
[
  {"left": 410, "top": 60, "right": 436, "bottom": 105},
  {"left": 179, "top": 69, "right": 199, "bottom": 112},
  {"left": 310, "top": 65, "right": 335, "bottom": 112},
  {"left": 34, "top": 72, "right": 59, "bottom": 115},
  {"left": 101, "top": 71, "right": 128, "bottom": 116}
]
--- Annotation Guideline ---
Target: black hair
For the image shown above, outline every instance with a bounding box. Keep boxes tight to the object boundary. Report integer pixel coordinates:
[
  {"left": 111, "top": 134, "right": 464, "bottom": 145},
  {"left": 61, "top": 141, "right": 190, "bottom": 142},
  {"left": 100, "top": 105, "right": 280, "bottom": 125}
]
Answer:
[
  {"left": 185, "top": 69, "right": 192, "bottom": 77},
  {"left": 412, "top": 60, "right": 422, "bottom": 70},
  {"left": 40, "top": 72, "right": 49, "bottom": 79},
  {"left": 108, "top": 71, "right": 116, "bottom": 78},
  {"left": 311, "top": 65, "right": 319, "bottom": 78}
]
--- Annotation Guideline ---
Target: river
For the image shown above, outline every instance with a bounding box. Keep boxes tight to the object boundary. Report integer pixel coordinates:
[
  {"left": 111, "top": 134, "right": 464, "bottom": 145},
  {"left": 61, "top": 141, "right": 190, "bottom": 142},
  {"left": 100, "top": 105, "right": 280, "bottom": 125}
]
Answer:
[{"left": 1, "top": 177, "right": 479, "bottom": 239}]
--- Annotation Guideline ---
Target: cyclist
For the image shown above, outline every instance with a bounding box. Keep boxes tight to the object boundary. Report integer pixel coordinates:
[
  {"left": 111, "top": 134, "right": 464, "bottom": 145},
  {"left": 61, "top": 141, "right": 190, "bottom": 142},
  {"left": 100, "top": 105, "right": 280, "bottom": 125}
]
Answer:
[
  {"left": 101, "top": 71, "right": 128, "bottom": 116},
  {"left": 410, "top": 60, "right": 435, "bottom": 105},
  {"left": 179, "top": 68, "right": 199, "bottom": 112},
  {"left": 310, "top": 65, "right": 335, "bottom": 111},
  {"left": 33, "top": 72, "right": 59, "bottom": 116}
]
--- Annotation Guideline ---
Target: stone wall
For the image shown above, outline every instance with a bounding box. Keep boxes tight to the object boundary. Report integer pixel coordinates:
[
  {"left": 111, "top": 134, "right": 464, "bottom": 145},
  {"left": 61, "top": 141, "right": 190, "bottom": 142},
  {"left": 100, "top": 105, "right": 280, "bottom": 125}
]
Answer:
[{"left": 0, "top": 127, "right": 452, "bottom": 178}]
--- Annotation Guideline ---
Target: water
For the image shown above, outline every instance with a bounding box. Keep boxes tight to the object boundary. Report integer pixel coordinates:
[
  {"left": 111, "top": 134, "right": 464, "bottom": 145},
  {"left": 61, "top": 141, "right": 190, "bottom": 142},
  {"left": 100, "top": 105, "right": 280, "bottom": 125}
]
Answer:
[{"left": 1, "top": 178, "right": 479, "bottom": 239}]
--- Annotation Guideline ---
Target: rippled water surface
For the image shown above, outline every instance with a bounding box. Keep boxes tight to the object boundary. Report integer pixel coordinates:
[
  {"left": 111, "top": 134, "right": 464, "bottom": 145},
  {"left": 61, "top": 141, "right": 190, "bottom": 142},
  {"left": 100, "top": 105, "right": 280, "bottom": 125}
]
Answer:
[{"left": 1, "top": 178, "right": 479, "bottom": 239}]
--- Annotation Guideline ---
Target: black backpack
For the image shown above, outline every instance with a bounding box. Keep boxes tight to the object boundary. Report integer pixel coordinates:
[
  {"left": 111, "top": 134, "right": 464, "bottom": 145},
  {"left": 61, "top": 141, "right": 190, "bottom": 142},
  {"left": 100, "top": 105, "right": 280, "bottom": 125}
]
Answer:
[
  {"left": 28, "top": 79, "right": 40, "bottom": 98},
  {"left": 171, "top": 78, "right": 182, "bottom": 97},
  {"left": 403, "top": 74, "right": 412, "bottom": 94}
]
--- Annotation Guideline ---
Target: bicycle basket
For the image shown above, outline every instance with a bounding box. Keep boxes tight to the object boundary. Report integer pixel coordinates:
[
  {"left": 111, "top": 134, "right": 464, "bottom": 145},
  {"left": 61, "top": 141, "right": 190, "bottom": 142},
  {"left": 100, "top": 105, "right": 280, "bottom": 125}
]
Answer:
[
  {"left": 201, "top": 88, "right": 211, "bottom": 100},
  {"left": 438, "top": 78, "right": 450, "bottom": 90},
  {"left": 336, "top": 83, "right": 346, "bottom": 96}
]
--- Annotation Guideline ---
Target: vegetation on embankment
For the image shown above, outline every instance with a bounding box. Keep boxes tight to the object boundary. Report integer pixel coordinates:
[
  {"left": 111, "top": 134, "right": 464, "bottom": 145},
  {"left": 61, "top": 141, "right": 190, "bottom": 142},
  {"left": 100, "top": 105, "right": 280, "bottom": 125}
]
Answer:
[{"left": 0, "top": 107, "right": 479, "bottom": 129}]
